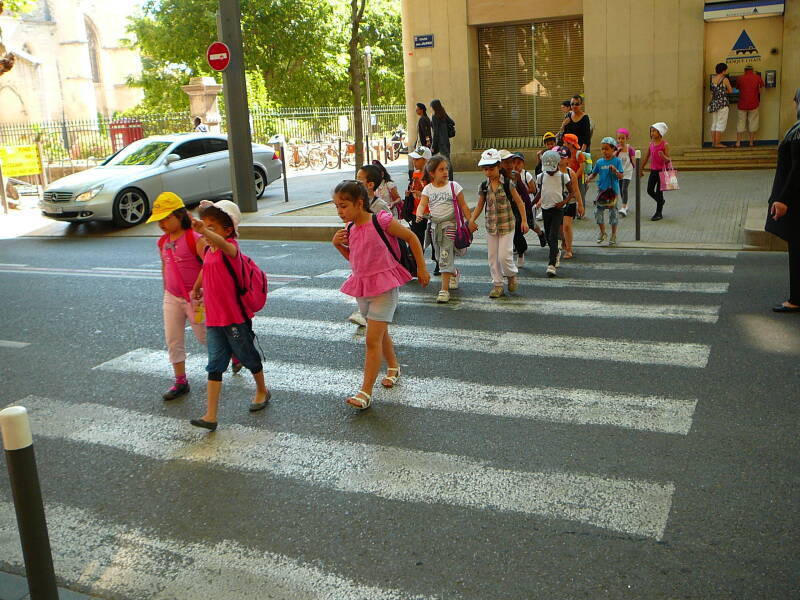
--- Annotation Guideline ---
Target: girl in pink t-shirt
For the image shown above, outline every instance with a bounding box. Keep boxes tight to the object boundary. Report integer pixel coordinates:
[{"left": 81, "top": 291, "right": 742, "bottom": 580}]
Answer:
[
  {"left": 149, "top": 193, "right": 207, "bottom": 402},
  {"left": 332, "top": 180, "right": 430, "bottom": 409},
  {"left": 189, "top": 200, "right": 270, "bottom": 432}
]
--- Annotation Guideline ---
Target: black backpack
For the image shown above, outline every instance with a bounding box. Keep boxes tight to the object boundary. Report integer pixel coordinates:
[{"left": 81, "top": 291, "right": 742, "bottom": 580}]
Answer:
[{"left": 348, "top": 215, "right": 418, "bottom": 277}]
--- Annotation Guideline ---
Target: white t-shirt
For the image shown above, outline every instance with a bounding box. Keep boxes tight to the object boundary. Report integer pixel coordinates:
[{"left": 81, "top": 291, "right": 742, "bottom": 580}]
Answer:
[
  {"left": 375, "top": 181, "right": 398, "bottom": 205},
  {"left": 617, "top": 146, "right": 634, "bottom": 180},
  {"left": 422, "top": 181, "right": 463, "bottom": 221},
  {"left": 536, "top": 171, "right": 570, "bottom": 210}
]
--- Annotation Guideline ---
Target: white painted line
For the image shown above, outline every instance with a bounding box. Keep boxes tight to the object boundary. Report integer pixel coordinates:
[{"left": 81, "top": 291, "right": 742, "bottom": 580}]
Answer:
[
  {"left": 449, "top": 259, "right": 735, "bottom": 273},
  {"left": 255, "top": 253, "right": 292, "bottom": 261},
  {"left": 0, "top": 263, "right": 27, "bottom": 267},
  {"left": 253, "top": 317, "right": 711, "bottom": 368},
  {"left": 91, "top": 267, "right": 161, "bottom": 273},
  {"left": 0, "top": 500, "right": 438, "bottom": 600},
  {"left": 15, "top": 396, "right": 675, "bottom": 539},
  {"left": 95, "top": 349, "right": 697, "bottom": 434},
  {"left": 310, "top": 269, "right": 729, "bottom": 294},
  {"left": 0, "top": 340, "right": 30, "bottom": 349},
  {"left": 0, "top": 266, "right": 160, "bottom": 280},
  {"left": 269, "top": 286, "right": 720, "bottom": 323}
]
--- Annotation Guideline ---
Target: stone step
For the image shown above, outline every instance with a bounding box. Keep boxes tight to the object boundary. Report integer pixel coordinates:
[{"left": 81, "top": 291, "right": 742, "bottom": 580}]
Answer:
[
  {"left": 681, "top": 149, "right": 777, "bottom": 160},
  {"left": 668, "top": 161, "right": 776, "bottom": 171}
]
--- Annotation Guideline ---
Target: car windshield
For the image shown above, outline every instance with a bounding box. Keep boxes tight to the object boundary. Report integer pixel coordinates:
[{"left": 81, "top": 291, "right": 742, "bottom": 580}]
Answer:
[{"left": 106, "top": 141, "right": 171, "bottom": 166}]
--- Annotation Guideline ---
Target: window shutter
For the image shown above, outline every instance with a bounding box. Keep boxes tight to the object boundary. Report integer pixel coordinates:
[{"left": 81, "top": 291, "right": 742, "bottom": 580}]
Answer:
[{"left": 477, "top": 19, "right": 584, "bottom": 142}]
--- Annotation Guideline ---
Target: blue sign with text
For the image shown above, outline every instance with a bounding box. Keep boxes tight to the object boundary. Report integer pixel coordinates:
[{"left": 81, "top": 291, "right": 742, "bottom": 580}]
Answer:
[{"left": 414, "top": 35, "right": 434, "bottom": 49}]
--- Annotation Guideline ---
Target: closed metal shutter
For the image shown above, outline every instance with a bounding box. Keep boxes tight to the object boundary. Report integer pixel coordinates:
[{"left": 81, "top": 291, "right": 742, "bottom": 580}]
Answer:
[{"left": 477, "top": 19, "right": 584, "bottom": 143}]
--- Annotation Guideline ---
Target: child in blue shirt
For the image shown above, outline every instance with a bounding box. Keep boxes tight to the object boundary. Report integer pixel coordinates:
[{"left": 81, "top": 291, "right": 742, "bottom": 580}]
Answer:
[{"left": 586, "top": 136, "right": 624, "bottom": 246}]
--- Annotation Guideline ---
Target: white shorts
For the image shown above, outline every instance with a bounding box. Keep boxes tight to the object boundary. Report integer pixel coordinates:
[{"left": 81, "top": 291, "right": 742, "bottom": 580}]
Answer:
[
  {"left": 710, "top": 106, "right": 729, "bottom": 132},
  {"left": 356, "top": 288, "right": 399, "bottom": 323},
  {"left": 737, "top": 108, "right": 759, "bottom": 133}
]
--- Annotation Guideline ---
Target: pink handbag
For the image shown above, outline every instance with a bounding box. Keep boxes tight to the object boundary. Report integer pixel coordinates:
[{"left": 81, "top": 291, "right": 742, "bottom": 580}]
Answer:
[{"left": 659, "top": 162, "right": 679, "bottom": 191}]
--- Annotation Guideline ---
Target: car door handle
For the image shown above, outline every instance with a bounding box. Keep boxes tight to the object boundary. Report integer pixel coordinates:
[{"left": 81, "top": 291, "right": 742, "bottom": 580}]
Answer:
[{"left": 196, "top": 164, "right": 207, "bottom": 170}]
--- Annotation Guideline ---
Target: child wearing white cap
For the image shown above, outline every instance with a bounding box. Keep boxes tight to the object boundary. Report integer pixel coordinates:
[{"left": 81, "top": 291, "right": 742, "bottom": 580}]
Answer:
[
  {"left": 639, "top": 122, "right": 671, "bottom": 221},
  {"left": 469, "top": 149, "right": 529, "bottom": 297},
  {"left": 534, "top": 151, "right": 571, "bottom": 276}
]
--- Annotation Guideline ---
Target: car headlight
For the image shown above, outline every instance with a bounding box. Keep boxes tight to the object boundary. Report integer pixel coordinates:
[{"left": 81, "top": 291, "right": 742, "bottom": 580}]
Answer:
[{"left": 75, "top": 185, "right": 104, "bottom": 202}]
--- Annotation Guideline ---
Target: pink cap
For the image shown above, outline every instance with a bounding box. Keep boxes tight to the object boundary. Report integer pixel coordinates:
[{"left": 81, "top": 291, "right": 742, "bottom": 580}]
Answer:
[{"left": 616, "top": 128, "right": 630, "bottom": 137}]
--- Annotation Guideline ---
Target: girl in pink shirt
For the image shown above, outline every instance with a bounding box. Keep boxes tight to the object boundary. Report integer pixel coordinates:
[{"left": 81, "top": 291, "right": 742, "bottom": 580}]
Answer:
[
  {"left": 148, "top": 192, "right": 207, "bottom": 401},
  {"left": 332, "top": 180, "right": 430, "bottom": 409},
  {"left": 189, "top": 200, "right": 270, "bottom": 432}
]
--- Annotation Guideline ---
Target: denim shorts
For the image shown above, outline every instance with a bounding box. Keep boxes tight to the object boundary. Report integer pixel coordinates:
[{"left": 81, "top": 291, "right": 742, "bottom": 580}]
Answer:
[
  {"left": 206, "top": 322, "right": 263, "bottom": 380},
  {"left": 595, "top": 204, "right": 619, "bottom": 226},
  {"left": 356, "top": 287, "right": 399, "bottom": 323}
]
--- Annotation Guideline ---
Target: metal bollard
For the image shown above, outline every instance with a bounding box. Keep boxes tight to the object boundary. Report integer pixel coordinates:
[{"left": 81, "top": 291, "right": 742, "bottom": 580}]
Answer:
[
  {"left": 634, "top": 151, "right": 642, "bottom": 241},
  {"left": 337, "top": 138, "right": 342, "bottom": 170},
  {"left": 0, "top": 406, "right": 58, "bottom": 599},
  {"left": 383, "top": 136, "right": 388, "bottom": 163},
  {"left": 279, "top": 143, "right": 289, "bottom": 203}
]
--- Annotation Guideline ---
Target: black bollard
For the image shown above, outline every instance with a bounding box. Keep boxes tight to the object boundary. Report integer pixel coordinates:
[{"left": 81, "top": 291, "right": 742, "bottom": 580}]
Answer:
[
  {"left": 635, "top": 152, "right": 642, "bottom": 241},
  {"left": 0, "top": 406, "right": 58, "bottom": 599}
]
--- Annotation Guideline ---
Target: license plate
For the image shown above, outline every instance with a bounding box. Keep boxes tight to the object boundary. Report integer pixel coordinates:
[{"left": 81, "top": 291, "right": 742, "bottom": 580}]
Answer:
[{"left": 45, "top": 205, "right": 62, "bottom": 214}]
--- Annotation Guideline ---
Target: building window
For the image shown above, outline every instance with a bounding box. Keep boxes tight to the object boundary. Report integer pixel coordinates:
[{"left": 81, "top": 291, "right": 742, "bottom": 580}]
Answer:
[
  {"left": 477, "top": 19, "right": 584, "bottom": 140},
  {"left": 85, "top": 17, "right": 101, "bottom": 83}
]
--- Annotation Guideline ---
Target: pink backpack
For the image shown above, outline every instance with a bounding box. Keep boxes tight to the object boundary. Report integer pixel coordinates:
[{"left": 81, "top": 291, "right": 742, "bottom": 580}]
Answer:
[{"left": 221, "top": 250, "right": 268, "bottom": 317}]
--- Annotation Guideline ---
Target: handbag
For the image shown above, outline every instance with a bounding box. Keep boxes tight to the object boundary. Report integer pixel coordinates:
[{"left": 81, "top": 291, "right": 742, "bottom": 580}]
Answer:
[
  {"left": 659, "top": 161, "right": 679, "bottom": 191},
  {"left": 450, "top": 182, "right": 472, "bottom": 250}
]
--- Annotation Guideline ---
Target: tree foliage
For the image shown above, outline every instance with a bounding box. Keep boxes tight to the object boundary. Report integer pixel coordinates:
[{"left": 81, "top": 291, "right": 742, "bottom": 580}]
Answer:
[{"left": 126, "top": 0, "right": 404, "bottom": 111}]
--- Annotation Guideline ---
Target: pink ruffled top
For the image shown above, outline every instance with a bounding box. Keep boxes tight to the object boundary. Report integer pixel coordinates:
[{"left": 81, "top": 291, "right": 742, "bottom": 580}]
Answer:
[{"left": 341, "top": 210, "right": 412, "bottom": 298}]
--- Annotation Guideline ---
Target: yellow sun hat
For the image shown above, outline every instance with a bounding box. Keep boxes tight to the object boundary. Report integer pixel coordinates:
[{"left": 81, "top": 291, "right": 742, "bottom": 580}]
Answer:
[{"left": 146, "top": 192, "right": 185, "bottom": 223}]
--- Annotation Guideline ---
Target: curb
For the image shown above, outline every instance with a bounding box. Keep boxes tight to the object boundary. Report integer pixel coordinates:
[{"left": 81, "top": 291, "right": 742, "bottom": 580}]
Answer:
[
  {"left": 238, "top": 216, "right": 342, "bottom": 242},
  {"left": 0, "top": 571, "right": 99, "bottom": 600},
  {"left": 743, "top": 206, "right": 788, "bottom": 252}
]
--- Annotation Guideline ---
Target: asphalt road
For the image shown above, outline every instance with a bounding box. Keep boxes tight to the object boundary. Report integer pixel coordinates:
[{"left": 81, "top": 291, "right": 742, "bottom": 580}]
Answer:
[{"left": 0, "top": 237, "right": 798, "bottom": 599}]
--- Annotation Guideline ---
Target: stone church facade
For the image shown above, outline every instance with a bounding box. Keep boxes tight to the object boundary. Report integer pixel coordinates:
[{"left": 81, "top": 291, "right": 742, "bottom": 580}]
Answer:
[{"left": 0, "top": 0, "right": 143, "bottom": 124}]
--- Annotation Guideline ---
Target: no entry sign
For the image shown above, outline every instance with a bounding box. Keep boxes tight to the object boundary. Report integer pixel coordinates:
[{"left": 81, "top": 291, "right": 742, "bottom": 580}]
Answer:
[{"left": 207, "top": 42, "right": 231, "bottom": 71}]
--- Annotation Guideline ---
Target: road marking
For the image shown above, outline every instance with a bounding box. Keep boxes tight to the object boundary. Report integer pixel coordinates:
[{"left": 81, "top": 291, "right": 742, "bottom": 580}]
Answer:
[
  {"left": 0, "top": 500, "right": 438, "bottom": 600},
  {"left": 0, "top": 340, "right": 29, "bottom": 349},
  {"left": 446, "top": 259, "right": 735, "bottom": 273},
  {"left": 91, "top": 267, "right": 160, "bottom": 272},
  {"left": 253, "top": 317, "right": 712, "bottom": 368},
  {"left": 0, "top": 263, "right": 27, "bottom": 267},
  {"left": 269, "top": 286, "right": 720, "bottom": 323},
  {"left": 14, "top": 396, "right": 675, "bottom": 539},
  {"left": 96, "top": 349, "right": 697, "bottom": 434},
  {"left": 311, "top": 269, "right": 730, "bottom": 294}
]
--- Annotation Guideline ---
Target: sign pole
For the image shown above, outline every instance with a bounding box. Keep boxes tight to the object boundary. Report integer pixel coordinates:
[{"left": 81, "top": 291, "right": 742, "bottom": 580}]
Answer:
[
  {"left": 37, "top": 142, "right": 48, "bottom": 203},
  {"left": 216, "top": 0, "right": 257, "bottom": 212}
]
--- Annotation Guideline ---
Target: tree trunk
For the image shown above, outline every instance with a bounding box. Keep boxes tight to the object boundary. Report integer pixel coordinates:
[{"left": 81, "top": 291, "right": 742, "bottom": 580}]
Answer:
[{"left": 348, "top": 0, "right": 366, "bottom": 171}]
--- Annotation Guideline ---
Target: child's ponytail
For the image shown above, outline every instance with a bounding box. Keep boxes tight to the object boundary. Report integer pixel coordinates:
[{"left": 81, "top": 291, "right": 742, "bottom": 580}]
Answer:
[
  {"left": 334, "top": 180, "right": 371, "bottom": 213},
  {"left": 172, "top": 207, "right": 192, "bottom": 230}
]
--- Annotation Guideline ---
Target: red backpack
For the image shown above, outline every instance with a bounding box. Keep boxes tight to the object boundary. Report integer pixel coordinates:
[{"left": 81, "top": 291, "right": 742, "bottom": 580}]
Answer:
[{"left": 221, "top": 250, "right": 268, "bottom": 318}]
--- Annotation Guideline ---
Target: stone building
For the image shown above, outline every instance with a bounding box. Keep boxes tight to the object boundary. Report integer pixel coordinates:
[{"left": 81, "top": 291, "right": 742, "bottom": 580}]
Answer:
[
  {"left": 0, "top": 0, "right": 143, "bottom": 124},
  {"left": 401, "top": 0, "right": 799, "bottom": 170}
]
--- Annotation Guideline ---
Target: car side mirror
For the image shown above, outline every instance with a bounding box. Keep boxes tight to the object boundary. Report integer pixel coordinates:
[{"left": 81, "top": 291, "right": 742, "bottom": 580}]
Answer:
[{"left": 165, "top": 154, "right": 180, "bottom": 165}]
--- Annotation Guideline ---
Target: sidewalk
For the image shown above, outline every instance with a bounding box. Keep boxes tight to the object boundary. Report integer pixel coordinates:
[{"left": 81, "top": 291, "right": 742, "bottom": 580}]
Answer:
[
  {"left": 0, "top": 571, "right": 98, "bottom": 600},
  {"left": 1, "top": 163, "right": 777, "bottom": 249}
]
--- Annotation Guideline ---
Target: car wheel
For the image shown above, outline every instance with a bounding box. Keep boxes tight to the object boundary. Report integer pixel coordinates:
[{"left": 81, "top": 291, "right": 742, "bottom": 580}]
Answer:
[
  {"left": 254, "top": 167, "right": 267, "bottom": 199},
  {"left": 112, "top": 188, "right": 149, "bottom": 227}
]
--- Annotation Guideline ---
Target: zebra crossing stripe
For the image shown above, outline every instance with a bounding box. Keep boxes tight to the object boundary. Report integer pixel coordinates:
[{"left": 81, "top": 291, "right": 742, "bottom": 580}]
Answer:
[
  {"left": 312, "top": 269, "right": 730, "bottom": 294},
  {"left": 269, "top": 286, "right": 720, "bottom": 323},
  {"left": 0, "top": 340, "right": 29, "bottom": 349},
  {"left": 13, "top": 396, "right": 675, "bottom": 539},
  {"left": 449, "top": 259, "right": 735, "bottom": 273},
  {"left": 252, "top": 317, "right": 711, "bottom": 368},
  {"left": 94, "top": 349, "right": 697, "bottom": 434},
  {"left": 0, "top": 500, "right": 437, "bottom": 599}
]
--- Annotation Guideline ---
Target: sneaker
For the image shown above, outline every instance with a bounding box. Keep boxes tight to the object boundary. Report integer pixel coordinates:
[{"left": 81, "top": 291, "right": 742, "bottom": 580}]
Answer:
[
  {"left": 449, "top": 270, "right": 459, "bottom": 290},
  {"left": 163, "top": 382, "right": 189, "bottom": 401},
  {"left": 555, "top": 250, "right": 561, "bottom": 267},
  {"left": 537, "top": 230, "right": 547, "bottom": 247},
  {"left": 619, "top": 206, "right": 628, "bottom": 217},
  {"left": 650, "top": 213, "right": 663, "bottom": 221},
  {"left": 536, "top": 208, "right": 543, "bottom": 221},
  {"left": 488, "top": 286, "right": 504, "bottom": 298},
  {"left": 596, "top": 232, "right": 607, "bottom": 244},
  {"left": 546, "top": 265, "right": 557, "bottom": 277},
  {"left": 517, "top": 253, "right": 525, "bottom": 266},
  {"left": 609, "top": 235, "right": 617, "bottom": 246},
  {"left": 348, "top": 310, "right": 367, "bottom": 327},
  {"left": 436, "top": 290, "right": 450, "bottom": 303},
  {"left": 508, "top": 276, "right": 518, "bottom": 292}
]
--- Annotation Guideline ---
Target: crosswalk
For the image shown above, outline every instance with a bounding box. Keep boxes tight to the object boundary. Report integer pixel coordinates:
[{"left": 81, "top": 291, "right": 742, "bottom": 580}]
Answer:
[{"left": 2, "top": 248, "right": 739, "bottom": 598}]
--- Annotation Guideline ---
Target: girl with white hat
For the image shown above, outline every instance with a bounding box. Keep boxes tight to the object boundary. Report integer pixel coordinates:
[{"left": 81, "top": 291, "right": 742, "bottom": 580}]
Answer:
[{"left": 639, "top": 122, "right": 671, "bottom": 221}]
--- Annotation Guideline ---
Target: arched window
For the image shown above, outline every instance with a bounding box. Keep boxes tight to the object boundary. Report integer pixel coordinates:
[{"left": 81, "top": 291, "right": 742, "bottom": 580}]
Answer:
[{"left": 84, "top": 17, "right": 101, "bottom": 83}]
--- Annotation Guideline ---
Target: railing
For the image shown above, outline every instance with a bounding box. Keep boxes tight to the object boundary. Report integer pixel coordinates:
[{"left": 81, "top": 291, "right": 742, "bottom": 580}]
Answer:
[{"left": 0, "top": 106, "right": 407, "bottom": 170}]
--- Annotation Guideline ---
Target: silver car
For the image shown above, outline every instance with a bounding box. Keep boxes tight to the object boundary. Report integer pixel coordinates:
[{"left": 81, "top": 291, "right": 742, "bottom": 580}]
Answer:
[{"left": 39, "top": 133, "right": 283, "bottom": 227}]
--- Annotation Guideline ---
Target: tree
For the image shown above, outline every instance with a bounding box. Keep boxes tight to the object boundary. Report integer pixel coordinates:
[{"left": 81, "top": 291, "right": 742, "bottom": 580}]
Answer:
[
  {"left": 347, "top": 0, "right": 366, "bottom": 170},
  {"left": 0, "top": 0, "right": 34, "bottom": 77}
]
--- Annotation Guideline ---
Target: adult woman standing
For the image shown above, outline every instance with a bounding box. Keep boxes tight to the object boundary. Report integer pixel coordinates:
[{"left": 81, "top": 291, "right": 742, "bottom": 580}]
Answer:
[
  {"left": 415, "top": 103, "right": 432, "bottom": 149},
  {"left": 708, "top": 63, "right": 733, "bottom": 148},
  {"left": 561, "top": 94, "right": 592, "bottom": 152},
  {"left": 431, "top": 99, "right": 456, "bottom": 176},
  {"left": 766, "top": 88, "right": 800, "bottom": 312}
]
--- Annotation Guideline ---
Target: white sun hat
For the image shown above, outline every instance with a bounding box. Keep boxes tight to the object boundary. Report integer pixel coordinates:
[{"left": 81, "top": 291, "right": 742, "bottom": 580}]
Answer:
[{"left": 478, "top": 148, "right": 502, "bottom": 167}]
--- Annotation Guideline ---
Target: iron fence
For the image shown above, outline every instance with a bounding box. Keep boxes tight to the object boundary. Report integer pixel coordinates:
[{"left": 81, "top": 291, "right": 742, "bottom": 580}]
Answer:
[{"left": 0, "top": 106, "right": 406, "bottom": 168}]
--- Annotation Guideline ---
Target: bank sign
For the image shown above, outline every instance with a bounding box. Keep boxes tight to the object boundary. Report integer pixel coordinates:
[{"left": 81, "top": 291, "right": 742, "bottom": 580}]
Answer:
[
  {"left": 726, "top": 30, "right": 761, "bottom": 64},
  {"left": 704, "top": 0, "right": 784, "bottom": 21}
]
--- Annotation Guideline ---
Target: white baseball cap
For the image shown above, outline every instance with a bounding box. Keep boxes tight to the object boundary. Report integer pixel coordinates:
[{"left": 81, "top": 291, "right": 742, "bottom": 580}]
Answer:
[
  {"left": 541, "top": 150, "right": 561, "bottom": 172},
  {"left": 409, "top": 146, "right": 432, "bottom": 160},
  {"left": 498, "top": 149, "right": 513, "bottom": 160},
  {"left": 199, "top": 199, "right": 241, "bottom": 232},
  {"left": 478, "top": 148, "right": 502, "bottom": 167}
]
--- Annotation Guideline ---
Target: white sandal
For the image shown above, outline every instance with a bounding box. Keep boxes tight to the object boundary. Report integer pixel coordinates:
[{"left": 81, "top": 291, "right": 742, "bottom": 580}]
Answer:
[
  {"left": 346, "top": 390, "right": 372, "bottom": 410},
  {"left": 382, "top": 367, "right": 400, "bottom": 388}
]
